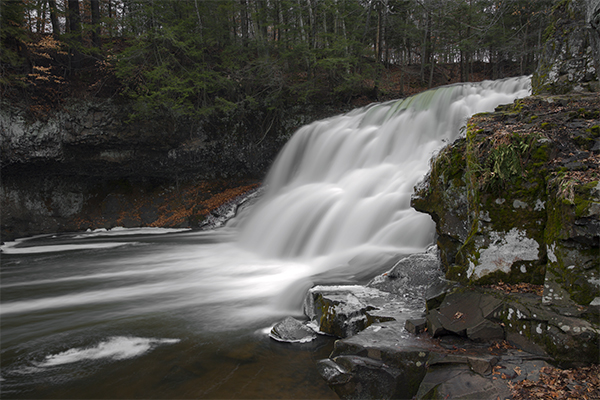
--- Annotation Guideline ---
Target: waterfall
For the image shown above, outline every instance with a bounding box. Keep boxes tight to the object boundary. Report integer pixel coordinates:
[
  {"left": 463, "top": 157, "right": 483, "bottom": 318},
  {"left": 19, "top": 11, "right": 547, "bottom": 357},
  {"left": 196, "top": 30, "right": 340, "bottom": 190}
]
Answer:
[
  {"left": 0, "top": 77, "right": 534, "bottom": 399},
  {"left": 238, "top": 77, "right": 531, "bottom": 261}
]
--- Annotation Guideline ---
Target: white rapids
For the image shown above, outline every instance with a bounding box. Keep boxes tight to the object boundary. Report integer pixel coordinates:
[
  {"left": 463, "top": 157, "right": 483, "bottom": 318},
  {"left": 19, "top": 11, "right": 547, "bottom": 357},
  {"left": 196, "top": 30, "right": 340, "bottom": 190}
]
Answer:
[{"left": 238, "top": 76, "right": 531, "bottom": 262}]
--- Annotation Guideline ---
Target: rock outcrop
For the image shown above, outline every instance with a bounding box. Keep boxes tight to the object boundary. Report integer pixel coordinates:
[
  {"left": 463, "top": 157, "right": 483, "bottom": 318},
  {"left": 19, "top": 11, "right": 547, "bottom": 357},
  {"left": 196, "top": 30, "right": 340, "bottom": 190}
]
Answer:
[
  {"left": 309, "top": 93, "right": 599, "bottom": 399},
  {"left": 309, "top": 250, "right": 599, "bottom": 399},
  {"left": 0, "top": 98, "right": 343, "bottom": 241},
  {"left": 411, "top": 93, "right": 600, "bottom": 310},
  {"left": 533, "top": 0, "right": 600, "bottom": 94}
]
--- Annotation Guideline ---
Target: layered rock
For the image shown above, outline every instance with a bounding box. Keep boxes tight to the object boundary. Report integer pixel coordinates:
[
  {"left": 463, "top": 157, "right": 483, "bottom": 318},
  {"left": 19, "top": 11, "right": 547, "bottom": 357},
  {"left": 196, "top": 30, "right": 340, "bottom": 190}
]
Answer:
[
  {"left": 426, "top": 287, "right": 599, "bottom": 366},
  {"left": 533, "top": 0, "right": 600, "bottom": 94},
  {"left": 310, "top": 251, "right": 599, "bottom": 399},
  {"left": 411, "top": 94, "right": 600, "bottom": 309},
  {"left": 0, "top": 98, "right": 342, "bottom": 240}
]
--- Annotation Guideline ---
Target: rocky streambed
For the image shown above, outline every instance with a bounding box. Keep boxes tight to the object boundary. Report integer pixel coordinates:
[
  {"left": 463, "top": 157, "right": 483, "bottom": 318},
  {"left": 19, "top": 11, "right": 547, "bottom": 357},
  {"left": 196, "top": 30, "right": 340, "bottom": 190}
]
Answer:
[{"left": 271, "top": 246, "right": 599, "bottom": 399}]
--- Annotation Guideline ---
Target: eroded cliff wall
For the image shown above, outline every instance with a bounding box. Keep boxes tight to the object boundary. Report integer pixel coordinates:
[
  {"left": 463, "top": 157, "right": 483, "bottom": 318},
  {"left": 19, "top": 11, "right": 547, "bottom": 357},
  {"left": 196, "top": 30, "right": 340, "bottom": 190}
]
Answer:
[{"left": 0, "top": 99, "right": 329, "bottom": 241}]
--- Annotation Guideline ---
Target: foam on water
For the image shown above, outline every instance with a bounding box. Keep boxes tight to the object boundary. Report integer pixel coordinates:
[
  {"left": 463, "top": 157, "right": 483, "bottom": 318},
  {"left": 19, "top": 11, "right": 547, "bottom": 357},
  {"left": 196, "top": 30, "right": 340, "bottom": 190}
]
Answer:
[
  {"left": 0, "top": 242, "right": 132, "bottom": 254},
  {"left": 35, "top": 336, "right": 180, "bottom": 367}
]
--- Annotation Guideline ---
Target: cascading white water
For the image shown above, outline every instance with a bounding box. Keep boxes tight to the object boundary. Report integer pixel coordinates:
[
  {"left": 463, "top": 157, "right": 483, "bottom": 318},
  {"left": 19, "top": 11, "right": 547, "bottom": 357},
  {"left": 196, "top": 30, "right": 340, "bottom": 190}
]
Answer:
[
  {"left": 238, "top": 76, "right": 531, "bottom": 261},
  {"left": 0, "top": 76, "right": 532, "bottom": 399}
]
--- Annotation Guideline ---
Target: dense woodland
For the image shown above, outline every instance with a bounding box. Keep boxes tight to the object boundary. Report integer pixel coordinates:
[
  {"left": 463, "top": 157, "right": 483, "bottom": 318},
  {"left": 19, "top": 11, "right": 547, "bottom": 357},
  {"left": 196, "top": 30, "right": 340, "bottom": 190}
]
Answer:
[{"left": 2, "top": 0, "right": 553, "bottom": 120}]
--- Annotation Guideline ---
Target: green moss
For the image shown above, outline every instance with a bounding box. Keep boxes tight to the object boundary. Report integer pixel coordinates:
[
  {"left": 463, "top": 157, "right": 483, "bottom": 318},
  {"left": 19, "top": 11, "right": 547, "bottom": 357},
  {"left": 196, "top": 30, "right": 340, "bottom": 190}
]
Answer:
[
  {"left": 573, "top": 181, "right": 598, "bottom": 218},
  {"left": 445, "top": 264, "right": 469, "bottom": 284},
  {"left": 541, "top": 122, "right": 555, "bottom": 130},
  {"left": 532, "top": 142, "right": 552, "bottom": 163},
  {"left": 573, "top": 135, "right": 595, "bottom": 149},
  {"left": 587, "top": 125, "right": 599, "bottom": 137}
]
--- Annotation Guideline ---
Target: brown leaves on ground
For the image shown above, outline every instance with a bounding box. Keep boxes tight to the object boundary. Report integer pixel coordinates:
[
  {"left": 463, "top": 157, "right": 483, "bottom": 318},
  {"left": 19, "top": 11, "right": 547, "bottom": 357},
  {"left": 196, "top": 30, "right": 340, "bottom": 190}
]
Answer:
[
  {"left": 149, "top": 181, "right": 260, "bottom": 228},
  {"left": 485, "top": 281, "right": 544, "bottom": 296},
  {"left": 510, "top": 364, "right": 600, "bottom": 400},
  {"left": 71, "top": 179, "right": 260, "bottom": 232},
  {"left": 488, "top": 340, "right": 517, "bottom": 352}
]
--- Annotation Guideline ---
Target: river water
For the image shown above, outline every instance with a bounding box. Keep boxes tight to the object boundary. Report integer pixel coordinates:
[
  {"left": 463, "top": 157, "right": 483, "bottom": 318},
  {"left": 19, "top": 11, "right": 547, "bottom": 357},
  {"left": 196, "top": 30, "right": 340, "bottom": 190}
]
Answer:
[{"left": 1, "top": 77, "right": 531, "bottom": 399}]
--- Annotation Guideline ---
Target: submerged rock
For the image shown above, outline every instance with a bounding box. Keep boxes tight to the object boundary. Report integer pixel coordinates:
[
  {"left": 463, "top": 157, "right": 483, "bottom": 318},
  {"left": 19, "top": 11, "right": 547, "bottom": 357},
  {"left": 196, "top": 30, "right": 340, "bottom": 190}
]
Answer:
[{"left": 269, "top": 317, "right": 317, "bottom": 343}]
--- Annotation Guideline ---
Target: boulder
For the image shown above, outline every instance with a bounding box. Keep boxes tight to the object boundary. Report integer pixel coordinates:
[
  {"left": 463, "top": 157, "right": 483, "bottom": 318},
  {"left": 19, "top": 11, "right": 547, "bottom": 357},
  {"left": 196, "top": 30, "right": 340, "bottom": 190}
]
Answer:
[
  {"left": 405, "top": 318, "right": 427, "bottom": 335},
  {"left": 424, "top": 287, "right": 600, "bottom": 367},
  {"left": 269, "top": 316, "right": 317, "bottom": 343},
  {"left": 411, "top": 94, "right": 600, "bottom": 307},
  {"left": 321, "top": 322, "right": 432, "bottom": 399},
  {"left": 425, "top": 288, "right": 503, "bottom": 341}
]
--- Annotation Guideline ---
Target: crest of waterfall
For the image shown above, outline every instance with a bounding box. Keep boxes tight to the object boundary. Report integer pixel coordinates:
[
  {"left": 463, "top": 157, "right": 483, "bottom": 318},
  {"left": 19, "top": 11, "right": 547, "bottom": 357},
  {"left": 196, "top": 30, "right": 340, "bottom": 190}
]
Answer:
[{"left": 238, "top": 76, "right": 531, "bottom": 260}]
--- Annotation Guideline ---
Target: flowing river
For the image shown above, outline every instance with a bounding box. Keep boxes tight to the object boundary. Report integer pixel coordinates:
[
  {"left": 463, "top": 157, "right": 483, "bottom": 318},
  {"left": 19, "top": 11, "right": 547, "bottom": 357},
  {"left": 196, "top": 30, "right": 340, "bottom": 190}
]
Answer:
[{"left": 1, "top": 77, "right": 531, "bottom": 398}]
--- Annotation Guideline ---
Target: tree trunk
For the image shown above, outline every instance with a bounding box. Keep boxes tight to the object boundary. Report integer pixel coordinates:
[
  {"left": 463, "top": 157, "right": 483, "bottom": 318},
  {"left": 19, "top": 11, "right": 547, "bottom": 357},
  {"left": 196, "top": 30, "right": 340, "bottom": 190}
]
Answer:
[
  {"left": 376, "top": 2, "right": 382, "bottom": 62},
  {"left": 240, "top": 0, "right": 249, "bottom": 44},
  {"left": 48, "top": 0, "right": 60, "bottom": 38},
  {"left": 91, "top": 0, "right": 101, "bottom": 48},
  {"left": 67, "top": 0, "right": 82, "bottom": 72},
  {"left": 363, "top": 0, "right": 373, "bottom": 44}
]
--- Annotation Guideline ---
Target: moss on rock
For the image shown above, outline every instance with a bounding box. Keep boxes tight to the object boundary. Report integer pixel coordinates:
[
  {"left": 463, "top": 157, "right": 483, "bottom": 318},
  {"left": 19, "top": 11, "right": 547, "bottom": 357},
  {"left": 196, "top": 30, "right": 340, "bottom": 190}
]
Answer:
[{"left": 412, "top": 94, "right": 600, "bottom": 306}]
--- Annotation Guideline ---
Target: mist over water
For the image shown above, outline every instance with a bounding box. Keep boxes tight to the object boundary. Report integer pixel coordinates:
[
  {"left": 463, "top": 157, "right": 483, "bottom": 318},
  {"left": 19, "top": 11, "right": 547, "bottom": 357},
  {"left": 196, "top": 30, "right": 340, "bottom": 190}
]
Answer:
[{"left": 0, "top": 77, "right": 531, "bottom": 398}]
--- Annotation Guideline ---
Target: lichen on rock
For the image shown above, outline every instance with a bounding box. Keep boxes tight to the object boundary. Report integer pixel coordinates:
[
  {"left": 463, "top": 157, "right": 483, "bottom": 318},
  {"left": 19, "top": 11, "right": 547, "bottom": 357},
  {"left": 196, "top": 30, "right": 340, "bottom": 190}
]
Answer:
[{"left": 412, "top": 93, "right": 599, "bottom": 308}]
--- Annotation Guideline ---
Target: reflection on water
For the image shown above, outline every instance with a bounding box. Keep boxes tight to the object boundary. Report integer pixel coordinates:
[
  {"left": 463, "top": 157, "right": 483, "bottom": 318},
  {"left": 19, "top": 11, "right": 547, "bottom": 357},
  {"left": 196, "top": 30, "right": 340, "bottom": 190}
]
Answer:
[{"left": 1, "top": 229, "right": 339, "bottom": 399}]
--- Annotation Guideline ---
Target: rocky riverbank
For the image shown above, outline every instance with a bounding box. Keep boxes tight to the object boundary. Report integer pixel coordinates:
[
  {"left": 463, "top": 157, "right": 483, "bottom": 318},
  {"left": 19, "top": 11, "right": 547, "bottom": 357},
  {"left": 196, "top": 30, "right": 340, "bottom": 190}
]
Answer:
[
  {"left": 0, "top": 95, "right": 351, "bottom": 241},
  {"left": 290, "top": 247, "right": 599, "bottom": 399},
  {"left": 269, "top": 93, "right": 599, "bottom": 399}
]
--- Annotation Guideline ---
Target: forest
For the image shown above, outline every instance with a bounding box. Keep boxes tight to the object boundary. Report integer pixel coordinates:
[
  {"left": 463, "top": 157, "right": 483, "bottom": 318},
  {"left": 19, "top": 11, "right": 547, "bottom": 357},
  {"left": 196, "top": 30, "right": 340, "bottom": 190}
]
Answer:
[{"left": 1, "top": 0, "right": 553, "bottom": 121}]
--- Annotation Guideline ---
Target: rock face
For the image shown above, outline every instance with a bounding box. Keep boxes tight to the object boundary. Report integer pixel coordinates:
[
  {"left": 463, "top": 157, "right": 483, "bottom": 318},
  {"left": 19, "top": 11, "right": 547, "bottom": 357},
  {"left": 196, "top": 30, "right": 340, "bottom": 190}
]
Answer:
[
  {"left": 426, "top": 287, "right": 599, "bottom": 366},
  {"left": 411, "top": 94, "right": 600, "bottom": 309},
  {"left": 0, "top": 99, "right": 342, "bottom": 240},
  {"left": 533, "top": 0, "right": 600, "bottom": 94},
  {"left": 312, "top": 251, "right": 599, "bottom": 399}
]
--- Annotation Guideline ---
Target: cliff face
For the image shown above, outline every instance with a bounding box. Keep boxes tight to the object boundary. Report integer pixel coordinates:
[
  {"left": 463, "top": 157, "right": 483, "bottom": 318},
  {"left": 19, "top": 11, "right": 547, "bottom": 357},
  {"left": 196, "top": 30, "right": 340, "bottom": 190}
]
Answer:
[
  {"left": 413, "top": 0, "right": 600, "bottom": 311},
  {"left": 412, "top": 94, "right": 600, "bottom": 308},
  {"left": 533, "top": 0, "right": 600, "bottom": 94},
  {"left": 1, "top": 98, "right": 331, "bottom": 241}
]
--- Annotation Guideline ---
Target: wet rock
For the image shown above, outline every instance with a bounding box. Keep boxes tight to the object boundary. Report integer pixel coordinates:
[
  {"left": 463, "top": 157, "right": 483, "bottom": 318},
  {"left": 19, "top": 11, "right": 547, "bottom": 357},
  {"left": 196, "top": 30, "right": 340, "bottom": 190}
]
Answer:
[
  {"left": 314, "top": 267, "right": 598, "bottom": 398},
  {"left": 465, "top": 319, "right": 505, "bottom": 342},
  {"left": 425, "top": 287, "right": 600, "bottom": 367},
  {"left": 322, "top": 322, "right": 433, "bottom": 399},
  {"left": 367, "top": 247, "right": 445, "bottom": 298},
  {"left": 303, "top": 285, "right": 414, "bottom": 338},
  {"left": 467, "top": 356, "right": 496, "bottom": 375},
  {"left": 405, "top": 318, "right": 427, "bottom": 335},
  {"left": 415, "top": 363, "right": 511, "bottom": 399},
  {"left": 312, "top": 249, "right": 445, "bottom": 398},
  {"left": 269, "top": 317, "right": 317, "bottom": 343},
  {"left": 318, "top": 355, "right": 402, "bottom": 399},
  {"left": 425, "top": 288, "right": 503, "bottom": 340}
]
